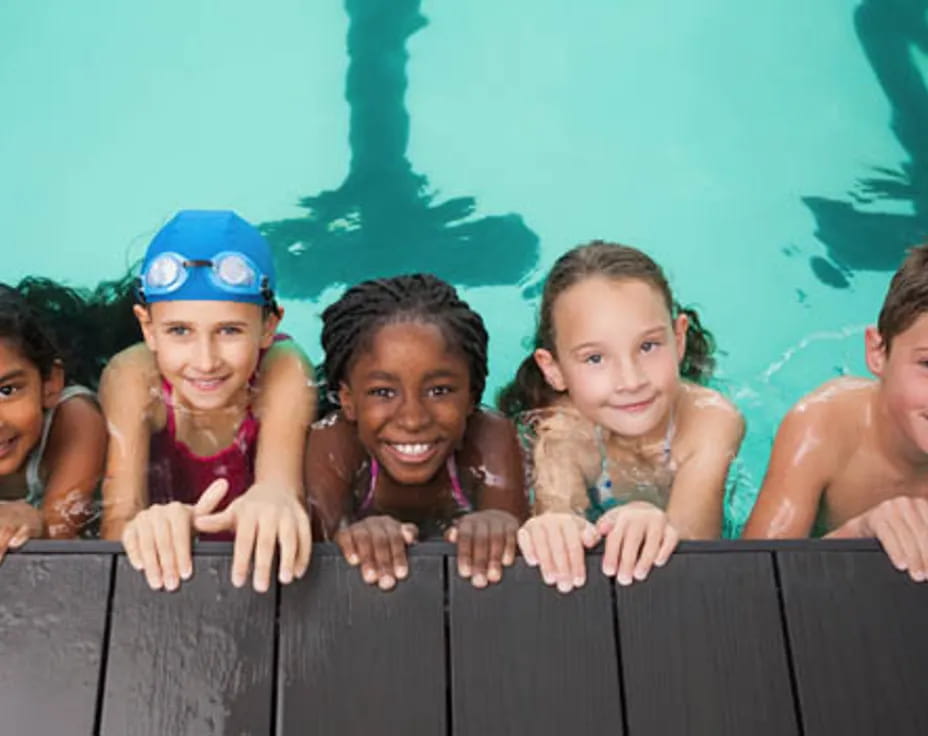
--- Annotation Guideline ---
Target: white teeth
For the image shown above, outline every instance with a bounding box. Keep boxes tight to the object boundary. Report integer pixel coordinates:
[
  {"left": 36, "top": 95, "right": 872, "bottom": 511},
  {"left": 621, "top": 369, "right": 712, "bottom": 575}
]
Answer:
[{"left": 392, "top": 443, "right": 432, "bottom": 456}]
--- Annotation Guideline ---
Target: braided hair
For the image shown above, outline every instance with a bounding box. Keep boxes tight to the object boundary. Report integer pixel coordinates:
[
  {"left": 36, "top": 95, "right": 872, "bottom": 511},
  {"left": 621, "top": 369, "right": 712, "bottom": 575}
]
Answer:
[{"left": 320, "top": 274, "right": 489, "bottom": 414}]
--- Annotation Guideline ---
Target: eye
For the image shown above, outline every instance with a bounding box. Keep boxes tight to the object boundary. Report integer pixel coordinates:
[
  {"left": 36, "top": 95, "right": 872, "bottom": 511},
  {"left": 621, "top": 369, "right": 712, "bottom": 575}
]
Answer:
[
  {"left": 428, "top": 385, "right": 454, "bottom": 397},
  {"left": 641, "top": 340, "right": 661, "bottom": 353},
  {"left": 219, "top": 325, "right": 244, "bottom": 336},
  {"left": 583, "top": 354, "right": 603, "bottom": 365},
  {"left": 166, "top": 325, "right": 190, "bottom": 336},
  {"left": 0, "top": 383, "right": 19, "bottom": 398},
  {"left": 367, "top": 386, "right": 396, "bottom": 399}
]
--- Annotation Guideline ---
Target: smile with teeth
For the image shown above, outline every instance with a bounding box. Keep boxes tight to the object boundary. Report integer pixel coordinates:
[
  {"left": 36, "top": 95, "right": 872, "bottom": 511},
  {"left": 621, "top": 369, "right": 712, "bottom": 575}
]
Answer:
[
  {"left": 0, "top": 435, "right": 18, "bottom": 459},
  {"left": 385, "top": 441, "right": 438, "bottom": 462},
  {"left": 186, "top": 376, "right": 228, "bottom": 392}
]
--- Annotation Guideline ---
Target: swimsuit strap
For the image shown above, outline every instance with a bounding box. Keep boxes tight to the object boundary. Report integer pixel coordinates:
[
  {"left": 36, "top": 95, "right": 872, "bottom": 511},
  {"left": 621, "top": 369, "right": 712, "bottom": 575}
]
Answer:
[{"left": 360, "top": 455, "right": 471, "bottom": 514}]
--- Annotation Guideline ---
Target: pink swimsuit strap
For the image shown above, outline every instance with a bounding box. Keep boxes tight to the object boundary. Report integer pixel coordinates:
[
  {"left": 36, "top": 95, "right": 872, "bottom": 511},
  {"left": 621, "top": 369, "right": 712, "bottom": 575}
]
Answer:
[{"left": 359, "top": 455, "right": 472, "bottom": 514}]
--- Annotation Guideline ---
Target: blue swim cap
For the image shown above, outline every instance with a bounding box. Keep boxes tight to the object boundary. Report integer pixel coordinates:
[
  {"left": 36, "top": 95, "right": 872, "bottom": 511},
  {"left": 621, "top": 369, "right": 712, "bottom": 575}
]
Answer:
[{"left": 138, "top": 210, "right": 276, "bottom": 306}]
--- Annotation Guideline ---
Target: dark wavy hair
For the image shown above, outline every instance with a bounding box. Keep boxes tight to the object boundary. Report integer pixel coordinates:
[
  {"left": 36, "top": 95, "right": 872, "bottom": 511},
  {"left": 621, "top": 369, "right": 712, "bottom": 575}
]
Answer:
[
  {"left": 498, "top": 241, "right": 716, "bottom": 415},
  {"left": 319, "top": 273, "right": 489, "bottom": 416},
  {"left": 2, "top": 273, "right": 140, "bottom": 389}
]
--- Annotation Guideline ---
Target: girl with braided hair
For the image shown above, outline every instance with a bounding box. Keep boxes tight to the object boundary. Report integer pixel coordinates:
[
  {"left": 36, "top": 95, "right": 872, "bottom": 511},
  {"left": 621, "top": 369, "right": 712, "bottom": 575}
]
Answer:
[
  {"left": 306, "top": 273, "right": 528, "bottom": 590},
  {"left": 499, "top": 242, "right": 744, "bottom": 594}
]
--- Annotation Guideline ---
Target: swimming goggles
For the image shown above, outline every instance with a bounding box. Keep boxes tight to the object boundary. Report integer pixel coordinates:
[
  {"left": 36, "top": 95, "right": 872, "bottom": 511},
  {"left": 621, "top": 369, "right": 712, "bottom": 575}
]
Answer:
[{"left": 138, "top": 251, "right": 272, "bottom": 301}]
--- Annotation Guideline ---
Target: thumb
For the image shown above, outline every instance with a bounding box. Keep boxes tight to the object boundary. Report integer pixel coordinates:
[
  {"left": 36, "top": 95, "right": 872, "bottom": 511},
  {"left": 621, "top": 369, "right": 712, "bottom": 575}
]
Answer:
[
  {"left": 402, "top": 523, "right": 419, "bottom": 545},
  {"left": 444, "top": 525, "right": 457, "bottom": 543},
  {"left": 194, "top": 479, "right": 230, "bottom": 517},
  {"left": 581, "top": 522, "right": 601, "bottom": 548}
]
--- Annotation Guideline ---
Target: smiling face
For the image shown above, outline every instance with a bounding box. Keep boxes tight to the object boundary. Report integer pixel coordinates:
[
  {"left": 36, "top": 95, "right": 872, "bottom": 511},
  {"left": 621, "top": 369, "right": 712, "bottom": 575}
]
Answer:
[
  {"left": 134, "top": 301, "right": 278, "bottom": 412},
  {"left": 534, "top": 276, "right": 687, "bottom": 439},
  {"left": 0, "top": 339, "right": 62, "bottom": 477},
  {"left": 867, "top": 312, "right": 928, "bottom": 457},
  {"left": 338, "top": 320, "right": 473, "bottom": 486}
]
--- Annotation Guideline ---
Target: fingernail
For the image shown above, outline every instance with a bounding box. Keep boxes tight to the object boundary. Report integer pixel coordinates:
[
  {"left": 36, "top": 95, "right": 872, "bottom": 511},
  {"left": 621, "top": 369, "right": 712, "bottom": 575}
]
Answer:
[
  {"left": 459, "top": 564, "right": 471, "bottom": 577},
  {"left": 634, "top": 568, "right": 648, "bottom": 581},
  {"left": 557, "top": 580, "right": 572, "bottom": 594},
  {"left": 348, "top": 554, "right": 359, "bottom": 565},
  {"left": 574, "top": 576, "right": 585, "bottom": 587},
  {"left": 363, "top": 568, "right": 377, "bottom": 583},
  {"left": 395, "top": 566, "right": 408, "bottom": 579},
  {"left": 181, "top": 567, "right": 193, "bottom": 580},
  {"left": 164, "top": 575, "right": 178, "bottom": 590},
  {"left": 473, "top": 574, "right": 487, "bottom": 588},
  {"left": 379, "top": 576, "right": 395, "bottom": 590},
  {"left": 617, "top": 573, "right": 632, "bottom": 586},
  {"left": 542, "top": 572, "right": 555, "bottom": 585},
  {"left": 488, "top": 567, "right": 501, "bottom": 582},
  {"left": 254, "top": 578, "right": 269, "bottom": 593},
  {"left": 279, "top": 569, "right": 293, "bottom": 584},
  {"left": 912, "top": 569, "right": 925, "bottom": 582},
  {"left": 602, "top": 564, "right": 615, "bottom": 576},
  {"left": 232, "top": 573, "right": 245, "bottom": 588}
]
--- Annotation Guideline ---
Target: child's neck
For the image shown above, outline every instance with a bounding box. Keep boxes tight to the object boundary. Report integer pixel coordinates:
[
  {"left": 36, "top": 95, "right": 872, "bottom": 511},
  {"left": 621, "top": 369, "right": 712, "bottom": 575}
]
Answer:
[
  {"left": 170, "top": 388, "right": 250, "bottom": 454},
  {"left": 601, "top": 397, "right": 676, "bottom": 459}
]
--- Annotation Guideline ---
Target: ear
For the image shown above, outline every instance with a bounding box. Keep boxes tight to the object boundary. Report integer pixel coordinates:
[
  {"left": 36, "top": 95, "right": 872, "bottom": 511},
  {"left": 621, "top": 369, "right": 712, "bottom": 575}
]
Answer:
[
  {"left": 42, "top": 361, "right": 65, "bottom": 410},
  {"left": 338, "top": 381, "right": 357, "bottom": 421},
  {"left": 133, "top": 304, "right": 157, "bottom": 351},
  {"left": 259, "top": 308, "right": 283, "bottom": 349},
  {"left": 533, "top": 348, "right": 566, "bottom": 392},
  {"left": 865, "top": 325, "right": 886, "bottom": 377},
  {"left": 673, "top": 312, "right": 689, "bottom": 364}
]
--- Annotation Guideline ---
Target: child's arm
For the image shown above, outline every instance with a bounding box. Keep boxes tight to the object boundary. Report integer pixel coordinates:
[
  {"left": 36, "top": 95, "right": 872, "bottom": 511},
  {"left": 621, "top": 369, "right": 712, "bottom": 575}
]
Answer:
[
  {"left": 195, "top": 338, "right": 315, "bottom": 592},
  {"left": 665, "top": 398, "right": 745, "bottom": 539},
  {"left": 0, "top": 501, "right": 44, "bottom": 562},
  {"left": 447, "top": 411, "right": 529, "bottom": 588},
  {"left": 99, "top": 345, "right": 158, "bottom": 541},
  {"left": 518, "top": 412, "right": 602, "bottom": 594},
  {"left": 40, "top": 395, "right": 107, "bottom": 538},
  {"left": 741, "top": 399, "right": 836, "bottom": 539}
]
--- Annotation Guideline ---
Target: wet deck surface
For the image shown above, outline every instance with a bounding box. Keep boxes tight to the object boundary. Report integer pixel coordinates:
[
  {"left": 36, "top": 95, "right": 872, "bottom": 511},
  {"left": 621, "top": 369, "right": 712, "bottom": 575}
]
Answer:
[{"left": 2, "top": 539, "right": 926, "bottom": 735}]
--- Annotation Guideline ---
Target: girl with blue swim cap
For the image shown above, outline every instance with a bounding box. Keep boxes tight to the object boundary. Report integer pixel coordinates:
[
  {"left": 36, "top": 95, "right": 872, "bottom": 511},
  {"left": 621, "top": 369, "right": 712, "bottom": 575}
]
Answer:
[{"left": 100, "top": 210, "right": 315, "bottom": 593}]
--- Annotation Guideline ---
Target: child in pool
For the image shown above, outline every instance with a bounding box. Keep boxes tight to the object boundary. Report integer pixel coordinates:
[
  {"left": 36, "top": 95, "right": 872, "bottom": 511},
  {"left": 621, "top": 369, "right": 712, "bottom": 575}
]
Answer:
[
  {"left": 0, "top": 285, "right": 106, "bottom": 560},
  {"left": 744, "top": 244, "right": 928, "bottom": 580},
  {"left": 100, "top": 210, "right": 315, "bottom": 593},
  {"left": 500, "top": 241, "right": 744, "bottom": 593},
  {"left": 305, "top": 274, "right": 528, "bottom": 590}
]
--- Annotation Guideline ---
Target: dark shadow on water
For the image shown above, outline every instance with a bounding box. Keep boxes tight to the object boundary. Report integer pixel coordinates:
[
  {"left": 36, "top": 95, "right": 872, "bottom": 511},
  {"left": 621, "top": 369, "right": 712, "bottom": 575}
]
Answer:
[
  {"left": 803, "top": 0, "right": 928, "bottom": 286},
  {"left": 260, "top": 0, "right": 540, "bottom": 299}
]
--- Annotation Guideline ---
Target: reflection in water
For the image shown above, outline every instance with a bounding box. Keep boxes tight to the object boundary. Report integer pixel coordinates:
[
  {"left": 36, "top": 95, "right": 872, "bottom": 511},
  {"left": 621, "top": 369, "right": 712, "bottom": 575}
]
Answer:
[
  {"left": 260, "top": 0, "right": 540, "bottom": 298},
  {"left": 804, "top": 0, "right": 928, "bottom": 286}
]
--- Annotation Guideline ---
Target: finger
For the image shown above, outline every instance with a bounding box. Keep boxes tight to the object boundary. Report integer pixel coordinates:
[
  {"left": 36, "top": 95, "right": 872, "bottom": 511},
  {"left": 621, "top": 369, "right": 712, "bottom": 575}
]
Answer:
[
  {"left": 548, "top": 522, "right": 574, "bottom": 593},
  {"left": 502, "top": 522, "right": 518, "bottom": 567},
  {"left": 581, "top": 521, "right": 601, "bottom": 549},
  {"left": 194, "top": 479, "right": 230, "bottom": 516},
  {"left": 445, "top": 525, "right": 458, "bottom": 544},
  {"left": 370, "top": 522, "right": 396, "bottom": 590},
  {"left": 0, "top": 526, "right": 13, "bottom": 563},
  {"left": 353, "top": 527, "right": 378, "bottom": 584},
  {"left": 531, "top": 524, "right": 558, "bottom": 586},
  {"left": 596, "top": 510, "right": 618, "bottom": 537},
  {"left": 153, "top": 514, "right": 179, "bottom": 591},
  {"left": 194, "top": 509, "right": 235, "bottom": 534},
  {"left": 296, "top": 509, "right": 312, "bottom": 579},
  {"left": 517, "top": 526, "right": 538, "bottom": 566},
  {"left": 617, "top": 521, "right": 646, "bottom": 586},
  {"left": 602, "top": 515, "right": 627, "bottom": 577},
  {"left": 486, "top": 520, "right": 506, "bottom": 583},
  {"left": 277, "top": 515, "right": 297, "bottom": 585},
  {"left": 898, "top": 511, "right": 928, "bottom": 582},
  {"left": 633, "top": 519, "right": 664, "bottom": 581},
  {"left": 389, "top": 525, "right": 409, "bottom": 580},
  {"left": 469, "top": 519, "right": 491, "bottom": 588},
  {"left": 252, "top": 513, "right": 278, "bottom": 593},
  {"left": 169, "top": 508, "right": 193, "bottom": 582},
  {"left": 336, "top": 528, "right": 360, "bottom": 566},
  {"left": 457, "top": 521, "right": 474, "bottom": 579},
  {"left": 122, "top": 525, "right": 143, "bottom": 571},
  {"left": 874, "top": 518, "right": 907, "bottom": 571},
  {"left": 135, "top": 519, "right": 163, "bottom": 589},
  {"left": 563, "top": 518, "right": 586, "bottom": 588},
  {"left": 655, "top": 525, "right": 679, "bottom": 567},
  {"left": 231, "top": 513, "right": 257, "bottom": 588},
  {"left": 10, "top": 524, "right": 31, "bottom": 548}
]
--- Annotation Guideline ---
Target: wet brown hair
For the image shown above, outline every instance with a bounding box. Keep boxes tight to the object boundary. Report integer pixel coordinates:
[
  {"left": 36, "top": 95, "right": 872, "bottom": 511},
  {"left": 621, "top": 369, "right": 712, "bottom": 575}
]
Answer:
[
  {"left": 497, "top": 241, "right": 715, "bottom": 415},
  {"left": 877, "top": 244, "right": 928, "bottom": 353}
]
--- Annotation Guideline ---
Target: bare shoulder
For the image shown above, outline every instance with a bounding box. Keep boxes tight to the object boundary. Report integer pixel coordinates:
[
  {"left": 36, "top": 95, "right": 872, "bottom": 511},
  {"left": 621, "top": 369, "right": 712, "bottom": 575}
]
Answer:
[
  {"left": 100, "top": 342, "right": 158, "bottom": 388},
  {"left": 675, "top": 383, "right": 745, "bottom": 451},
  {"left": 463, "top": 407, "right": 518, "bottom": 440},
  {"left": 781, "top": 377, "right": 873, "bottom": 453},
  {"left": 98, "top": 342, "right": 163, "bottom": 426},
  {"left": 307, "top": 411, "right": 366, "bottom": 466}
]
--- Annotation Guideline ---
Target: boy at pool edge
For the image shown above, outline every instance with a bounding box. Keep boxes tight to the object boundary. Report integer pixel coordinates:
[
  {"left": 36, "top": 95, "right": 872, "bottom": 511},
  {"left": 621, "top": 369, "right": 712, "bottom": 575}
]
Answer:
[{"left": 745, "top": 244, "right": 928, "bottom": 580}]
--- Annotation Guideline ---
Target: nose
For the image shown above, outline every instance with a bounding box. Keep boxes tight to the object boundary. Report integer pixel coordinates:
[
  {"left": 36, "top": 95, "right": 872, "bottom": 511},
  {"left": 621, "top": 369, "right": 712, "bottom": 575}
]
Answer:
[
  {"left": 395, "top": 394, "right": 431, "bottom": 432},
  {"left": 612, "top": 355, "right": 648, "bottom": 394},
  {"left": 192, "top": 334, "right": 221, "bottom": 373}
]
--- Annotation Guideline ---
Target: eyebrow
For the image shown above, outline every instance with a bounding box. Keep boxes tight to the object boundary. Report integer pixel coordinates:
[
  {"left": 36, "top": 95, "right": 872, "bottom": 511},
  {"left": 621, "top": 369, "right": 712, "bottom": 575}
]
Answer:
[{"left": 0, "top": 369, "right": 27, "bottom": 383}]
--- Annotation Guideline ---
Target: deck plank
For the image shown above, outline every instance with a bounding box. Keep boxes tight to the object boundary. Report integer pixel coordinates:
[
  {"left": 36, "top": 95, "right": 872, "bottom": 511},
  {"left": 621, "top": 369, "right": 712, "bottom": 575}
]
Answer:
[
  {"left": 449, "top": 557, "right": 623, "bottom": 736},
  {"left": 277, "top": 554, "right": 446, "bottom": 735},
  {"left": 0, "top": 553, "right": 112, "bottom": 736},
  {"left": 778, "top": 550, "right": 928, "bottom": 736},
  {"left": 616, "top": 552, "right": 798, "bottom": 736},
  {"left": 101, "top": 556, "right": 275, "bottom": 736}
]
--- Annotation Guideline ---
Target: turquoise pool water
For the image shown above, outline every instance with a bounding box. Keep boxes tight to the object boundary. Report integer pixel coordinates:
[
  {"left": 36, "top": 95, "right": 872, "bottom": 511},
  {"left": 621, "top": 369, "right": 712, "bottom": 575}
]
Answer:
[{"left": 3, "top": 0, "right": 926, "bottom": 534}]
